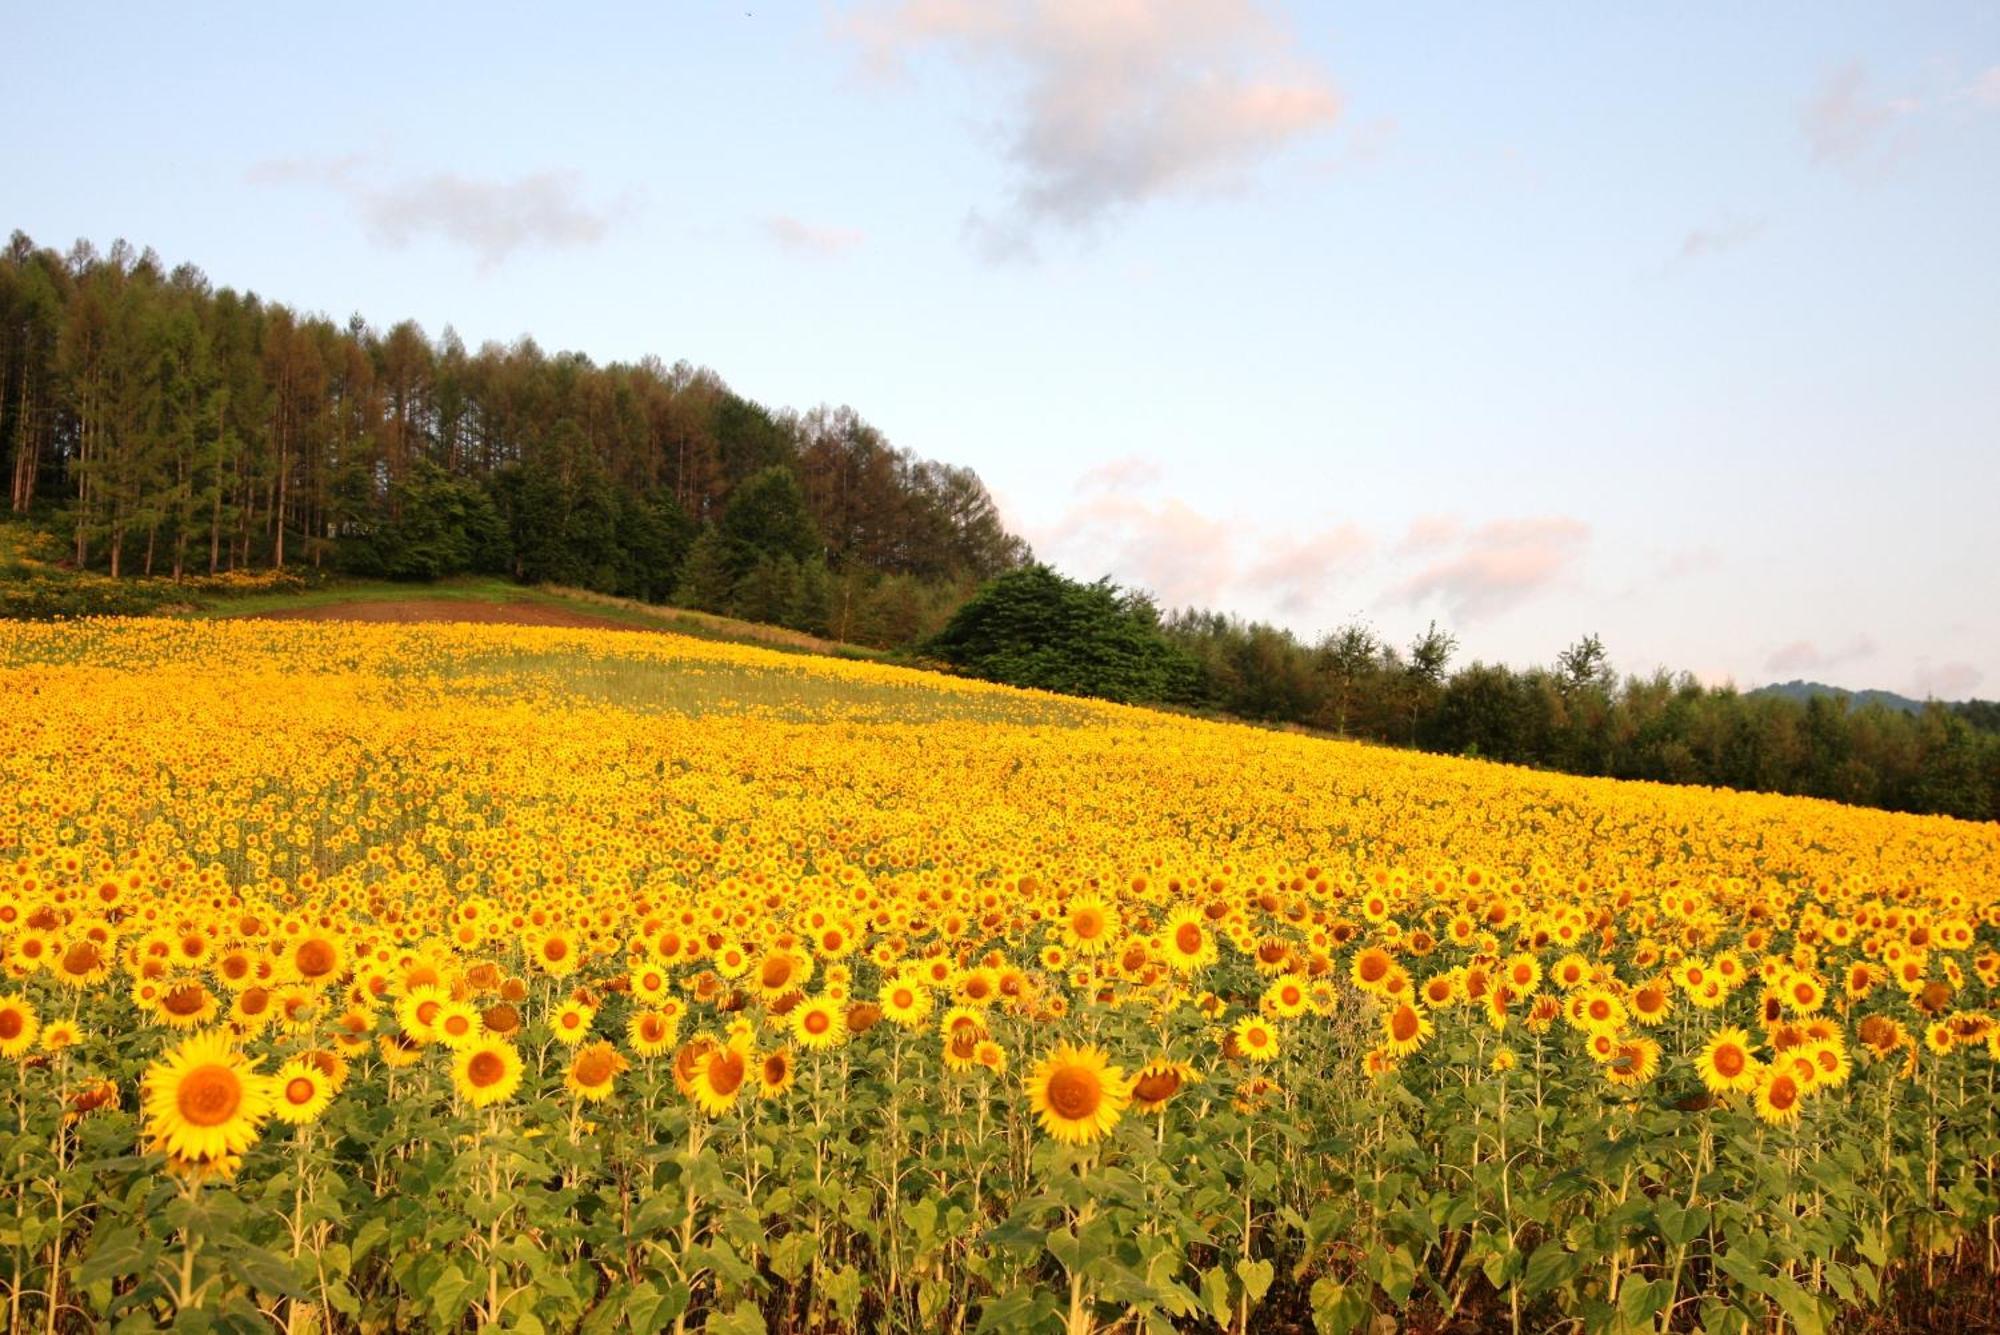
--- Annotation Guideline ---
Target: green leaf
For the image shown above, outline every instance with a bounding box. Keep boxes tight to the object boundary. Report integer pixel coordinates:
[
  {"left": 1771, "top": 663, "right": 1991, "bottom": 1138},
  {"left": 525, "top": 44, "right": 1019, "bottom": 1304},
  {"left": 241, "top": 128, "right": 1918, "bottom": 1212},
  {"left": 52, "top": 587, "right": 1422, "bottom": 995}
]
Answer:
[
  {"left": 1237, "top": 1257, "right": 1275, "bottom": 1305},
  {"left": 1366, "top": 1243, "right": 1417, "bottom": 1304},
  {"left": 704, "top": 1300, "right": 767, "bottom": 1335},
  {"left": 430, "top": 1260, "right": 477, "bottom": 1326},
  {"left": 1520, "top": 1242, "right": 1583, "bottom": 1301},
  {"left": 1655, "top": 1200, "right": 1710, "bottom": 1248},
  {"left": 1202, "top": 1265, "right": 1234, "bottom": 1327},
  {"left": 1309, "top": 1276, "right": 1373, "bottom": 1335}
]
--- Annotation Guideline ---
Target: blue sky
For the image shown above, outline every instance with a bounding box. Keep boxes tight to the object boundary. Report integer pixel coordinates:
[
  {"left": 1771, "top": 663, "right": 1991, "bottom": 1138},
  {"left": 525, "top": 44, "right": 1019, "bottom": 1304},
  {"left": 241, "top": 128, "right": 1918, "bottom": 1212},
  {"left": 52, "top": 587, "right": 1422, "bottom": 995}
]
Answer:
[{"left": 11, "top": 2, "right": 1997, "bottom": 696}]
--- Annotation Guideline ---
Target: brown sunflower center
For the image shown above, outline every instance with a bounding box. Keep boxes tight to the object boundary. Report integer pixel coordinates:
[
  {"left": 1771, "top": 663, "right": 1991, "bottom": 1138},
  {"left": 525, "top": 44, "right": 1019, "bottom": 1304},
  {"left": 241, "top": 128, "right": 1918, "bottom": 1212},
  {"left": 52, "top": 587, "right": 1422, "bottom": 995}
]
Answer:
[
  {"left": 1133, "top": 1069, "right": 1181, "bottom": 1103},
  {"left": 1046, "top": 1065, "right": 1102, "bottom": 1120},
  {"left": 705, "top": 1050, "right": 746, "bottom": 1097},
  {"left": 1714, "top": 1045, "right": 1745, "bottom": 1078},
  {"left": 1174, "top": 923, "right": 1204, "bottom": 954},
  {"left": 177, "top": 1064, "right": 244, "bottom": 1126},
  {"left": 467, "top": 1050, "right": 507, "bottom": 1087},
  {"left": 295, "top": 939, "right": 336, "bottom": 978},
  {"left": 1391, "top": 1007, "right": 1420, "bottom": 1043},
  {"left": 285, "top": 1077, "right": 317, "bottom": 1105}
]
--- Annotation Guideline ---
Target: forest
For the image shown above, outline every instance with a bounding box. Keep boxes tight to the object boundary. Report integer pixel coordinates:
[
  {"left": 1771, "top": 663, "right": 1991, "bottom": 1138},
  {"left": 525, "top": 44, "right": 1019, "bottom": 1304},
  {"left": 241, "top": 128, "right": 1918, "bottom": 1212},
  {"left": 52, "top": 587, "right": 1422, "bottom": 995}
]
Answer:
[
  {"left": 0, "top": 231, "right": 1025, "bottom": 647},
  {"left": 3, "top": 230, "right": 1994, "bottom": 822}
]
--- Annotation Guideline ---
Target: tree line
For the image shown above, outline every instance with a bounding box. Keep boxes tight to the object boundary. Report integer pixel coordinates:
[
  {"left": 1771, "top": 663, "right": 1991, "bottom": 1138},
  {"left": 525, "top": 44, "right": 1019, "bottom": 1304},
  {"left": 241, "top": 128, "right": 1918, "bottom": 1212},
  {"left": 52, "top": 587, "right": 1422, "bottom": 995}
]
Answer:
[
  {"left": 931, "top": 568, "right": 2000, "bottom": 822},
  {"left": 0, "top": 231, "right": 1026, "bottom": 645},
  {"left": 6, "top": 230, "right": 1991, "bottom": 822}
]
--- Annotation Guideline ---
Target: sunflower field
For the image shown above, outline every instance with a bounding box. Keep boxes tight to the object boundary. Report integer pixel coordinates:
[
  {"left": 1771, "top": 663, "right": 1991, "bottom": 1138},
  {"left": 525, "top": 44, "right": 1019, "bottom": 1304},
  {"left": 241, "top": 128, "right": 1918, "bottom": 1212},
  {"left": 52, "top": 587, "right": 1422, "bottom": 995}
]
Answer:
[{"left": 1, "top": 617, "right": 1996, "bottom": 1334}]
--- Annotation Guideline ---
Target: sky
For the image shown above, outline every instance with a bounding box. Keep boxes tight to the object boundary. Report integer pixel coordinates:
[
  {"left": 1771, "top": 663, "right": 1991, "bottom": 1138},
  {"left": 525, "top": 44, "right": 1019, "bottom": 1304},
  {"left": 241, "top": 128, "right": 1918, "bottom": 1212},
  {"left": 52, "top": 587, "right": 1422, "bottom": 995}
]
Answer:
[{"left": 9, "top": 2, "right": 1998, "bottom": 698}]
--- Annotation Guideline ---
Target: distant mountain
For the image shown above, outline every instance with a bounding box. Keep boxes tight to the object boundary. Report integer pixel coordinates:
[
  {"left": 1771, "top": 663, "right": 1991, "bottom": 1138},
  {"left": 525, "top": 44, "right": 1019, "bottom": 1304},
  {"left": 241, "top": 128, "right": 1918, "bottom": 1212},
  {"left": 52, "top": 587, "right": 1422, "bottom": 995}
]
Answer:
[{"left": 1750, "top": 680, "right": 1931, "bottom": 713}]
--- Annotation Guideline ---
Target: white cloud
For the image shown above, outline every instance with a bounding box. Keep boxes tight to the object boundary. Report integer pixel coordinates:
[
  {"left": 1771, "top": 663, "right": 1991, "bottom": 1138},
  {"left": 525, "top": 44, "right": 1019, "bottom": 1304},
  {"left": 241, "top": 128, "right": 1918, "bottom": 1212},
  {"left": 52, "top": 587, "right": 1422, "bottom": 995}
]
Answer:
[
  {"left": 1910, "top": 660, "right": 1984, "bottom": 701},
  {"left": 1670, "top": 215, "right": 1765, "bottom": 267},
  {"left": 840, "top": 0, "right": 1340, "bottom": 254},
  {"left": 765, "top": 215, "right": 865, "bottom": 255},
  {"left": 247, "top": 156, "right": 619, "bottom": 269}
]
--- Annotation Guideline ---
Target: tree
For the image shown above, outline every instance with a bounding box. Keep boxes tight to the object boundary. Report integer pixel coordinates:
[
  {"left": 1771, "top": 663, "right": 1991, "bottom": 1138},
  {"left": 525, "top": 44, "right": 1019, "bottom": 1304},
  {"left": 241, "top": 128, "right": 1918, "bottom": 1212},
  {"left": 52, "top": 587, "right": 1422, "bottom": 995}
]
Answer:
[
  {"left": 926, "top": 565, "right": 1196, "bottom": 704},
  {"left": 718, "top": 465, "right": 820, "bottom": 570}
]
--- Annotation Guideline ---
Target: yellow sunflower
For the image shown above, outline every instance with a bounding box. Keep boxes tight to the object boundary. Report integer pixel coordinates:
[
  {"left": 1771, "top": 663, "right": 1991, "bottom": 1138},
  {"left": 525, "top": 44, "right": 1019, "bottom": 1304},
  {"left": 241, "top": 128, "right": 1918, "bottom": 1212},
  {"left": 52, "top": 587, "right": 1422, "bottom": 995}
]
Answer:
[
  {"left": 271, "top": 1057, "right": 335, "bottom": 1126},
  {"left": 0, "top": 995, "right": 40, "bottom": 1058},
  {"left": 791, "top": 995, "right": 848, "bottom": 1051},
  {"left": 565, "top": 1041, "right": 629, "bottom": 1103},
  {"left": 1231, "top": 1014, "right": 1282, "bottom": 1062},
  {"left": 141, "top": 1030, "right": 275, "bottom": 1162},
  {"left": 452, "top": 1038, "right": 524, "bottom": 1108},
  {"left": 1025, "top": 1043, "right": 1133, "bottom": 1145},
  {"left": 1696, "top": 1027, "right": 1760, "bottom": 1095}
]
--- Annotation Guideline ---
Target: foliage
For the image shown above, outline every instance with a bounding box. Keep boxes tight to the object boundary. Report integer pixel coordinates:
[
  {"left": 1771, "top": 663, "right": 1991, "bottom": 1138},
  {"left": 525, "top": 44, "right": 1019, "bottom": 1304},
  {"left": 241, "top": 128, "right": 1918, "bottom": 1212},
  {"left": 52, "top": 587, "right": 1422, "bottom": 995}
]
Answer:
[
  {"left": 927, "top": 564, "right": 1199, "bottom": 704},
  {"left": 0, "top": 230, "right": 1026, "bottom": 601},
  {"left": 0, "top": 617, "right": 1994, "bottom": 1333}
]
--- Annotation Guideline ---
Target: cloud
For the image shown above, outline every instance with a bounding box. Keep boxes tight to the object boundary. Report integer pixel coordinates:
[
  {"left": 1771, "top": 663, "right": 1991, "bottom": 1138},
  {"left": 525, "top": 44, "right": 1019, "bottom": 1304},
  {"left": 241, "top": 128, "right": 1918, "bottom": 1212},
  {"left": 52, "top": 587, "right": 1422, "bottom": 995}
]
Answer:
[
  {"left": 840, "top": 0, "right": 1340, "bottom": 252},
  {"left": 1802, "top": 62, "right": 1918, "bottom": 176},
  {"left": 1764, "top": 634, "right": 1878, "bottom": 676},
  {"left": 765, "top": 215, "right": 866, "bottom": 255},
  {"left": 1656, "top": 545, "right": 1721, "bottom": 581},
  {"left": 1390, "top": 516, "right": 1590, "bottom": 621},
  {"left": 1910, "top": 660, "right": 1985, "bottom": 701},
  {"left": 1971, "top": 66, "right": 2000, "bottom": 108},
  {"left": 247, "top": 155, "right": 618, "bottom": 269},
  {"left": 1670, "top": 215, "right": 1765, "bottom": 266},
  {"left": 1025, "top": 465, "right": 1368, "bottom": 617}
]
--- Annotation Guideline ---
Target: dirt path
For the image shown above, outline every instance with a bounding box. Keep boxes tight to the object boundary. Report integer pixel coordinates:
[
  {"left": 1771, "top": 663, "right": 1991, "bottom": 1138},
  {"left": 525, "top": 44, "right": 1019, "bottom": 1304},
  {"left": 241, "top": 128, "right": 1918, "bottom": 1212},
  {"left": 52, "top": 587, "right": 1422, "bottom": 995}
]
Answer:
[{"left": 247, "top": 598, "right": 645, "bottom": 631}]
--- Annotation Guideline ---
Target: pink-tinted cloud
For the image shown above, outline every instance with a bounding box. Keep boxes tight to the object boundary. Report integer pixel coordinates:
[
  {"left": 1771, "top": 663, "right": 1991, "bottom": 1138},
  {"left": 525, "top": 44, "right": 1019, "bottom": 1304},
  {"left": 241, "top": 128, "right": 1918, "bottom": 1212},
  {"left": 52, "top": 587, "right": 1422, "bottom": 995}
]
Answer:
[
  {"left": 1027, "top": 467, "right": 1367, "bottom": 616},
  {"left": 1765, "top": 634, "right": 1878, "bottom": 676},
  {"left": 1391, "top": 516, "right": 1590, "bottom": 621},
  {"left": 765, "top": 215, "right": 865, "bottom": 255},
  {"left": 1802, "top": 63, "right": 1918, "bottom": 176},
  {"left": 840, "top": 1, "right": 1340, "bottom": 253},
  {"left": 1910, "top": 660, "right": 1984, "bottom": 701},
  {"left": 1245, "top": 525, "right": 1371, "bottom": 615}
]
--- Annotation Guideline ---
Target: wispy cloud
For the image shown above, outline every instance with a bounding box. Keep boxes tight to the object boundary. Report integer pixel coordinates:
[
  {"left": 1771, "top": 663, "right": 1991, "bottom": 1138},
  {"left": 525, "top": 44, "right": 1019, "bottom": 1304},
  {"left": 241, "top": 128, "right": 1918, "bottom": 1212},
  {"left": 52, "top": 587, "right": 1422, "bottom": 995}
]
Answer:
[
  {"left": 1670, "top": 215, "right": 1765, "bottom": 267},
  {"left": 1028, "top": 462, "right": 1367, "bottom": 616},
  {"left": 247, "top": 155, "right": 621, "bottom": 269},
  {"left": 1969, "top": 65, "right": 2000, "bottom": 109},
  {"left": 1802, "top": 62, "right": 1919, "bottom": 178},
  {"left": 1910, "top": 660, "right": 1984, "bottom": 701},
  {"left": 765, "top": 215, "right": 866, "bottom": 255},
  {"left": 1765, "top": 634, "right": 1878, "bottom": 676},
  {"left": 839, "top": 0, "right": 1341, "bottom": 258},
  {"left": 1390, "top": 516, "right": 1590, "bottom": 621}
]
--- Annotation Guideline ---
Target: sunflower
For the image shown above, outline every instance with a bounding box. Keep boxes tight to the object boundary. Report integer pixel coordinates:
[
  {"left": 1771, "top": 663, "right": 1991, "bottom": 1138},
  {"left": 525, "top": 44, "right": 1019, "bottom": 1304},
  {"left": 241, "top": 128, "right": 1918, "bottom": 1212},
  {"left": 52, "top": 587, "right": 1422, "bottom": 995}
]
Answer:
[
  {"left": 1130, "top": 1058, "right": 1200, "bottom": 1113},
  {"left": 565, "top": 1041, "right": 629, "bottom": 1103},
  {"left": 1060, "top": 895, "right": 1119, "bottom": 957},
  {"left": 290, "top": 933, "right": 343, "bottom": 984},
  {"left": 396, "top": 984, "right": 449, "bottom": 1043},
  {"left": 531, "top": 930, "right": 580, "bottom": 978},
  {"left": 1753, "top": 1069, "right": 1805, "bottom": 1126},
  {"left": 1605, "top": 1036, "right": 1661, "bottom": 1087},
  {"left": 141, "top": 1030, "right": 275, "bottom": 1162},
  {"left": 432, "top": 1000, "right": 484, "bottom": 1049},
  {"left": 1231, "top": 1014, "right": 1281, "bottom": 1062},
  {"left": 1575, "top": 989, "right": 1626, "bottom": 1035},
  {"left": 1381, "top": 1000, "right": 1433, "bottom": 1057},
  {"left": 1263, "top": 973, "right": 1311, "bottom": 1019},
  {"left": 271, "top": 1057, "right": 335, "bottom": 1126},
  {"left": 790, "top": 995, "right": 848, "bottom": 1051},
  {"left": 452, "top": 1039, "right": 524, "bottom": 1108},
  {"left": 758, "top": 1046, "right": 796, "bottom": 1099},
  {"left": 157, "top": 979, "right": 221, "bottom": 1030},
  {"left": 41, "top": 1019, "right": 81, "bottom": 1052},
  {"left": 690, "top": 1039, "right": 751, "bottom": 1117},
  {"left": 0, "top": 996, "right": 39, "bottom": 1058},
  {"left": 53, "top": 938, "right": 113, "bottom": 989},
  {"left": 1350, "top": 946, "right": 1397, "bottom": 994},
  {"left": 1025, "top": 1043, "right": 1133, "bottom": 1145},
  {"left": 752, "top": 950, "right": 811, "bottom": 1000},
  {"left": 1696, "top": 1027, "right": 1760, "bottom": 1095},
  {"left": 627, "top": 1009, "right": 679, "bottom": 1059},
  {"left": 879, "top": 977, "right": 933, "bottom": 1029},
  {"left": 974, "top": 1039, "right": 1008, "bottom": 1075},
  {"left": 549, "top": 999, "right": 596, "bottom": 1047},
  {"left": 229, "top": 985, "right": 275, "bottom": 1035}
]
